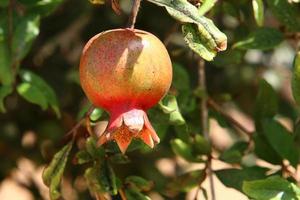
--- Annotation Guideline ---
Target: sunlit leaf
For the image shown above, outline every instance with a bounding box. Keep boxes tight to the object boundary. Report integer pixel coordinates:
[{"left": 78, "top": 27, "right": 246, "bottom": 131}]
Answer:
[
  {"left": 252, "top": 0, "right": 264, "bottom": 26},
  {"left": 198, "top": 0, "right": 217, "bottom": 16},
  {"left": 243, "top": 176, "right": 300, "bottom": 200},
  {"left": 19, "top": 70, "right": 60, "bottom": 117},
  {"left": 292, "top": 52, "right": 300, "bottom": 106},
  {"left": 160, "top": 95, "right": 185, "bottom": 125},
  {"left": 147, "top": 0, "right": 227, "bottom": 60},
  {"left": 12, "top": 14, "right": 40, "bottom": 64},
  {"left": 17, "top": 82, "right": 48, "bottom": 110},
  {"left": 182, "top": 23, "right": 216, "bottom": 61}
]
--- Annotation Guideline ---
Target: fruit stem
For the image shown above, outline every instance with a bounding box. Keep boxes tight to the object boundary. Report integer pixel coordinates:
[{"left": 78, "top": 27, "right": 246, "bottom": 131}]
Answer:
[{"left": 127, "top": 0, "right": 142, "bottom": 29}]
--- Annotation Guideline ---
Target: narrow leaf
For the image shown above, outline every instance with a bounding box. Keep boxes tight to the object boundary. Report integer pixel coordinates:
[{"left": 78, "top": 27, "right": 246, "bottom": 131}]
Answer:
[
  {"left": 252, "top": 0, "right": 264, "bottom": 26},
  {"left": 292, "top": 52, "right": 300, "bottom": 106},
  {"left": 42, "top": 141, "right": 73, "bottom": 200},
  {"left": 125, "top": 187, "right": 151, "bottom": 200},
  {"left": 198, "top": 0, "right": 217, "bottom": 16}
]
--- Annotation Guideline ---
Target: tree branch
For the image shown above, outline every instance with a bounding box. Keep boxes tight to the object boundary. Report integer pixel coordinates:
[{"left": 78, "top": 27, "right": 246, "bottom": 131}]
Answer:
[
  {"left": 198, "top": 59, "right": 216, "bottom": 200},
  {"left": 62, "top": 105, "right": 95, "bottom": 144},
  {"left": 207, "top": 98, "right": 253, "bottom": 139}
]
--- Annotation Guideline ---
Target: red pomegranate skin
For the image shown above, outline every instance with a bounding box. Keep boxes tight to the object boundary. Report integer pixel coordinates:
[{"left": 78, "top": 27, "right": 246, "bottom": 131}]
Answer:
[{"left": 80, "top": 28, "right": 172, "bottom": 153}]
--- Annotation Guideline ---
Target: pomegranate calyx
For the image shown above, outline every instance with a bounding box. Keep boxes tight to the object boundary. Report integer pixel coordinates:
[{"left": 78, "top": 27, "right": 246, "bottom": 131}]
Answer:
[{"left": 98, "top": 109, "right": 159, "bottom": 154}]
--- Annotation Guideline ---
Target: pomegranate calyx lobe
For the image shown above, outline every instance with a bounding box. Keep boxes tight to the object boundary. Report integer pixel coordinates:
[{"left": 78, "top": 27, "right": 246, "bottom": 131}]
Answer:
[{"left": 98, "top": 109, "right": 159, "bottom": 154}]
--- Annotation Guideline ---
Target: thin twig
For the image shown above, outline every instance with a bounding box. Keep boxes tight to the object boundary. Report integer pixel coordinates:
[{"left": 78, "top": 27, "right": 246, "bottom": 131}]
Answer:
[
  {"left": 119, "top": 188, "right": 127, "bottom": 200},
  {"left": 127, "top": 0, "right": 142, "bottom": 29},
  {"left": 207, "top": 98, "right": 253, "bottom": 138},
  {"left": 62, "top": 105, "right": 95, "bottom": 143},
  {"left": 198, "top": 59, "right": 216, "bottom": 200}
]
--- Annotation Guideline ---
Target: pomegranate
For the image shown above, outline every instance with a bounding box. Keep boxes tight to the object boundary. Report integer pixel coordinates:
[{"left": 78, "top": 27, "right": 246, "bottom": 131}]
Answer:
[{"left": 80, "top": 29, "right": 172, "bottom": 153}]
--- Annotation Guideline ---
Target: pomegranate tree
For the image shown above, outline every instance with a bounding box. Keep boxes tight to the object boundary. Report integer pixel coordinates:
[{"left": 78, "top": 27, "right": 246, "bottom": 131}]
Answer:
[{"left": 80, "top": 28, "right": 172, "bottom": 153}]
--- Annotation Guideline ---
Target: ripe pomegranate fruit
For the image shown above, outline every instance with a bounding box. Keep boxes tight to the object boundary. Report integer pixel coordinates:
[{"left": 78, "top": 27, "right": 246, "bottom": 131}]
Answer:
[{"left": 80, "top": 29, "right": 172, "bottom": 153}]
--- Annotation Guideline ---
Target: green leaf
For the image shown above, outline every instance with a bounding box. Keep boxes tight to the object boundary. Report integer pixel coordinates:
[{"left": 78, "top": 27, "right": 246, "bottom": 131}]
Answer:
[
  {"left": 243, "top": 176, "right": 300, "bottom": 200},
  {"left": 125, "top": 176, "right": 154, "bottom": 192},
  {"left": 216, "top": 167, "right": 267, "bottom": 192},
  {"left": 89, "top": 108, "right": 103, "bottom": 121},
  {"left": 147, "top": 0, "right": 227, "bottom": 58},
  {"left": 172, "top": 63, "right": 190, "bottom": 92},
  {"left": 292, "top": 52, "right": 300, "bottom": 106},
  {"left": 252, "top": 0, "right": 264, "bottom": 27},
  {"left": 254, "top": 133, "right": 282, "bottom": 165},
  {"left": 160, "top": 95, "right": 185, "bottom": 125},
  {"left": 12, "top": 14, "right": 40, "bottom": 64},
  {"left": 109, "top": 153, "right": 130, "bottom": 164},
  {"left": 42, "top": 141, "right": 73, "bottom": 200},
  {"left": 192, "top": 134, "right": 211, "bottom": 155},
  {"left": 89, "top": 0, "right": 105, "bottom": 4},
  {"left": 19, "top": 70, "right": 60, "bottom": 117},
  {"left": 167, "top": 170, "right": 205, "bottom": 193},
  {"left": 0, "top": 85, "right": 13, "bottom": 113},
  {"left": 22, "top": 0, "right": 64, "bottom": 16},
  {"left": 86, "top": 136, "right": 105, "bottom": 159},
  {"left": 0, "top": 26, "right": 13, "bottom": 85},
  {"left": 182, "top": 23, "right": 216, "bottom": 61},
  {"left": 198, "top": 0, "right": 217, "bottom": 16},
  {"left": 75, "top": 150, "right": 93, "bottom": 165},
  {"left": 125, "top": 187, "right": 151, "bottom": 200},
  {"left": 85, "top": 160, "right": 118, "bottom": 195},
  {"left": 261, "top": 119, "right": 299, "bottom": 167},
  {"left": 0, "top": 0, "right": 9, "bottom": 7},
  {"left": 17, "top": 82, "right": 48, "bottom": 110},
  {"left": 233, "top": 27, "right": 283, "bottom": 50},
  {"left": 212, "top": 49, "right": 244, "bottom": 67},
  {"left": 171, "top": 138, "right": 202, "bottom": 162},
  {"left": 100, "top": 160, "right": 118, "bottom": 195},
  {"left": 219, "top": 141, "right": 248, "bottom": 164},
  {"left": 254, "top": 79, "right": 278, "bottom": 122},
  {"left": 266, "top": 0, "right": 300, "bottom": 31}
]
